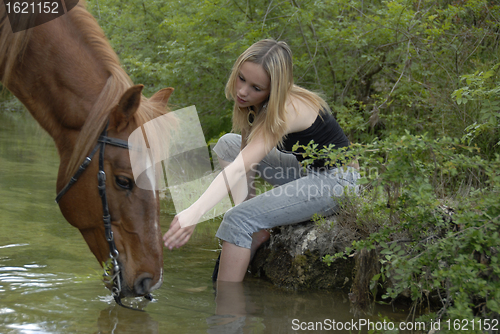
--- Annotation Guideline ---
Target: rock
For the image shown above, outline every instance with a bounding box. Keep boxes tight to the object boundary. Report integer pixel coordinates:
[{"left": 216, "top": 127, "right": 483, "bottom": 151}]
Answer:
[{"left": 249, "top": 219, "right": 355, "bottom": 291}]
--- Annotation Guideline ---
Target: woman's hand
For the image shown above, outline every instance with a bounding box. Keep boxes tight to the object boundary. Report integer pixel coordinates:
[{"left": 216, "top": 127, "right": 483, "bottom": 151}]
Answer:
[{"left": 163, "top": 209, "right": 199, "bottom": 250}]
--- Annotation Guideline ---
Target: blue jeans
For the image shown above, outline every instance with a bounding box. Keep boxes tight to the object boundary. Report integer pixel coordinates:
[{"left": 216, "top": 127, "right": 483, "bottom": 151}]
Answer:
[{"left": 212, "top": 133, "right": 359, "bottom": 249}]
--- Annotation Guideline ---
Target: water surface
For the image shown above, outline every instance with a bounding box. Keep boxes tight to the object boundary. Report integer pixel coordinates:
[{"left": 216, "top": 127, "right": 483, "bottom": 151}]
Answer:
[{"left": 0, "top": 109, "right": 409, "bottom": 334}]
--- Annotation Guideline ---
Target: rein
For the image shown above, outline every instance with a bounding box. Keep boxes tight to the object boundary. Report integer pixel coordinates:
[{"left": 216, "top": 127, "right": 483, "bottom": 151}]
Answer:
[{"left": 55, "top": 123, "right": 151, "bottom": 311}]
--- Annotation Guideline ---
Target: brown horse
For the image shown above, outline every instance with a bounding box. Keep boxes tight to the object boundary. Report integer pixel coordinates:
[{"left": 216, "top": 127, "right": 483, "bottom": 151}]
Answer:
[{"left": 0, "top": 1, "right": 176, "bottom": 299}]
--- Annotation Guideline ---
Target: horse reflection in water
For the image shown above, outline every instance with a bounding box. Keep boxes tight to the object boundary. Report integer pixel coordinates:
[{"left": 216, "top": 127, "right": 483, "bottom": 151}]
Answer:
[{"left": 0, "top": 1, "right": 176, "bottom": 300}]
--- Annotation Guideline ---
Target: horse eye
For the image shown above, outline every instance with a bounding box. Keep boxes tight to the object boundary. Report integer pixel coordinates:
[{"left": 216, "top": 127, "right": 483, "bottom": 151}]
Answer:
[{"left": 115, "top": 176, "right": 133, "bottom": 190}]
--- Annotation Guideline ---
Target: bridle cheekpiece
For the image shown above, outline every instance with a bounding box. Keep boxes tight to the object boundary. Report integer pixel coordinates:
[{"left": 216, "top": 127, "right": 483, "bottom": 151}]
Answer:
[{"left": 55, "top": 122, "right": 150, "bottom": 310}]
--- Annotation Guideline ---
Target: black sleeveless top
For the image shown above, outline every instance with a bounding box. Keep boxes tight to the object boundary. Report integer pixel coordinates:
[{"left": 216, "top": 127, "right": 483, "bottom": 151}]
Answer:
[{"left": 278, "top": 110, "right": 350, "bottom": 168}]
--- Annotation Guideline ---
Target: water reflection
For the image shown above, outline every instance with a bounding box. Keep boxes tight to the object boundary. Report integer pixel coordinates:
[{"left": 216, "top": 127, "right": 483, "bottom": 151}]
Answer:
[
  {"left": 94, "top": 277, "right": 393, "bottom": 334},
  {"left": 0, "top": 264, "right": 72, "bottom": 292},
  {"left": 208, "top": 277, "right": 411, "bottom": 334},
  {"left": 95, "top": 305, "right": 159, "bottom": 334},
  {"left": 209, "top": 281, "right": 260, "bottom": 334}
]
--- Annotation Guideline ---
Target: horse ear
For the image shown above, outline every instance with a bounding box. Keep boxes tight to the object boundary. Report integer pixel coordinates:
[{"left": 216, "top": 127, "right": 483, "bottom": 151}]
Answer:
[
  {"left": 111, "top": 85, "right": 144, "bottom": 132},
  {"left": 150, "top": 87, "right": 174, "bottom": 109}
]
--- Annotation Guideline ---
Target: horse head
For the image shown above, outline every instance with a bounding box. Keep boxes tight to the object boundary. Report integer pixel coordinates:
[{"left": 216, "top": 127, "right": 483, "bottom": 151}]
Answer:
[
  {"left": 1, "top": 1, "right": 177, "bottom": 300},
  {"left": 57, "top": 85, "right": 174, "bottom": 298}
]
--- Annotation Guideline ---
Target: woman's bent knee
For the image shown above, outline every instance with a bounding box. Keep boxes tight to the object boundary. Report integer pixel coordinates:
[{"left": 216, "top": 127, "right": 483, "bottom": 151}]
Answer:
[
  {"left": 213, "top": 133, "right": 241, "bottom": 163},
  {"left": 216, "top": 208, "right": 254, "bottom": 249}
]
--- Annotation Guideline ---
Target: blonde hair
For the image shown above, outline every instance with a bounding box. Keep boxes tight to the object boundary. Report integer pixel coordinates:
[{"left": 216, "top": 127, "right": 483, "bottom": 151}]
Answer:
[{"left": 225, "top": 39, "right": 328, "bottom": 148}]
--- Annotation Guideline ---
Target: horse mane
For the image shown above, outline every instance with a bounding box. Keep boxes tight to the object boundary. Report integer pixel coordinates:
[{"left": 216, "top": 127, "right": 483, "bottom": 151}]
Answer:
[
  {"left": 0, "top": 1, "right": 175, "bottom": 181},
  {"left": 0, "top": 1, "right": 33, "bottom": 87}
]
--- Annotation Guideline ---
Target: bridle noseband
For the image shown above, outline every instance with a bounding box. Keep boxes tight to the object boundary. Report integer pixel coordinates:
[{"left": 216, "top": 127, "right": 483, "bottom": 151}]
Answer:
[{"left": 55, "top": 123, "right": 151, "bottom": 310}]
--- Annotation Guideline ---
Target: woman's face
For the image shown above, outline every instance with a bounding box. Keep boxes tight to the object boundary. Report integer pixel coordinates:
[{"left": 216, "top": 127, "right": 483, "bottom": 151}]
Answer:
[{"left": 235, "top": 61, "right": 270, "bottom": 109}]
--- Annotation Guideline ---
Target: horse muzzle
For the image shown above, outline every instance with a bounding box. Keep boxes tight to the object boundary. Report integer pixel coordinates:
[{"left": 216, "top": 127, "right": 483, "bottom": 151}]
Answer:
[
  {"left": 112, "top": 264, "right": 163, "bottom": 298},
  {"left": 131, "top": 270, "right": 163, "bottom": 297}
]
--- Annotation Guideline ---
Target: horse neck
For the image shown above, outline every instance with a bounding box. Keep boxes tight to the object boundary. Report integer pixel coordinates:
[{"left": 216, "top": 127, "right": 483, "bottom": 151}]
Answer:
[{"left": 5, "top": 15, "right": 109, "bottom": 152}]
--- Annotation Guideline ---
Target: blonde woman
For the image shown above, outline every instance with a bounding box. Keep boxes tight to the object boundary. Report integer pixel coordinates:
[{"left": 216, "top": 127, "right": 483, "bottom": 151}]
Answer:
[{"left": 163, "top": 39, "right": 359, "bottom": 282}]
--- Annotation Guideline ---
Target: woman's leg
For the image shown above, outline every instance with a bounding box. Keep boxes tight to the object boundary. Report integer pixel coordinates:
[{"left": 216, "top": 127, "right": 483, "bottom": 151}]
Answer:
[
  {"left": 217, "top": 156, "right": 266, "bottom": 265},
  {"left": 213, "top": 133, "right": 302, "bottom": 201},
  {"left": 213, "top": 133, "right": 295, "bottom": 257},
  {"left": 250, "top": 229, "right": 270, "bottom": 260},
  {"left": 218, "top": 241, "right": 252, "bottom": 282},
  {"left": 214, "top": 134, "right": 334, "bottom": 282},
  {"left": 215, "top": 167, "right": 360, "bottom": 282},
  {"left": 213, "top": 134, "right": 257, "bottom": 204}
]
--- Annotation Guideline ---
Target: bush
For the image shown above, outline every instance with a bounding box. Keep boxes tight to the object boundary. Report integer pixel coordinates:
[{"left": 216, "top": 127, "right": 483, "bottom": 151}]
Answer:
[{"left": 300, "top": 133, "right": 500, "bottom": 328}]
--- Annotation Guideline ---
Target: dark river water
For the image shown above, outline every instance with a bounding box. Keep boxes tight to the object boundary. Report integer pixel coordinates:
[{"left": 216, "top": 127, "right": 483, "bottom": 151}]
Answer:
[{"left": 0, "top": 108, "right": 411, "bottom": 334}]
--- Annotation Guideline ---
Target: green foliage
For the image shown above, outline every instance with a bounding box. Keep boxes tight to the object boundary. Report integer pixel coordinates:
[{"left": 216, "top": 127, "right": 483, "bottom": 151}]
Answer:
[
  {"left": 308, "top": 134, "right": 500, "bottom": 326},
  {"left": 322, "top": 246, "right": 354, "bottom": 266},
  {"left": 0, "top": 84, "right": 15, "bottom": 104},
  {"left": 84, "top": 0, "right": 500, "bottom": 144},
  {"left": 452, "top": 63, "right": 500, "bottom": 157}
]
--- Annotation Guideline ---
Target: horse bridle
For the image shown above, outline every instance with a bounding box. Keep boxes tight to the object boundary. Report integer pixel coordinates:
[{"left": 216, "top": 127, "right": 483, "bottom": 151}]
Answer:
[{"left": 55, "top": 122, "right": 151, "bottom": 310}]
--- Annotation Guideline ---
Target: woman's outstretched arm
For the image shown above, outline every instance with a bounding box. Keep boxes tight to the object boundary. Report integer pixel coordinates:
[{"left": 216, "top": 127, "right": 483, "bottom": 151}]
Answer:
[{"left": 163, "top": 133, "right": 271, "bottom": 249}]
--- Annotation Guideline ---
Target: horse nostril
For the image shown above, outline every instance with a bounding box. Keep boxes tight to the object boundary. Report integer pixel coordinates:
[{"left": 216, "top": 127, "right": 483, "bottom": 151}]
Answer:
[{"left": 134, "top": 273, "right": 153, "bottom": 296}]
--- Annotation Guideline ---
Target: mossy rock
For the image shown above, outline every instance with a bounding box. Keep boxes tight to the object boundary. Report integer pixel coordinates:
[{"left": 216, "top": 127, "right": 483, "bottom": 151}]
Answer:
[{"left": 249, "top": 220, "right": 355, "bottom": 291}]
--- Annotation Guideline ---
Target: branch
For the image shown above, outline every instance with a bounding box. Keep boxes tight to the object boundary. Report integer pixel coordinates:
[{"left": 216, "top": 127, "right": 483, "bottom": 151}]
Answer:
[
  {"left": 374, "top": 39, "right": 410, "bottom": 110},
  {"left": 231, "top": 0, "right": 252, "bottom": 21},
  {"left": 290, "top": 0, "right": 321, "bottom": 87}
]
